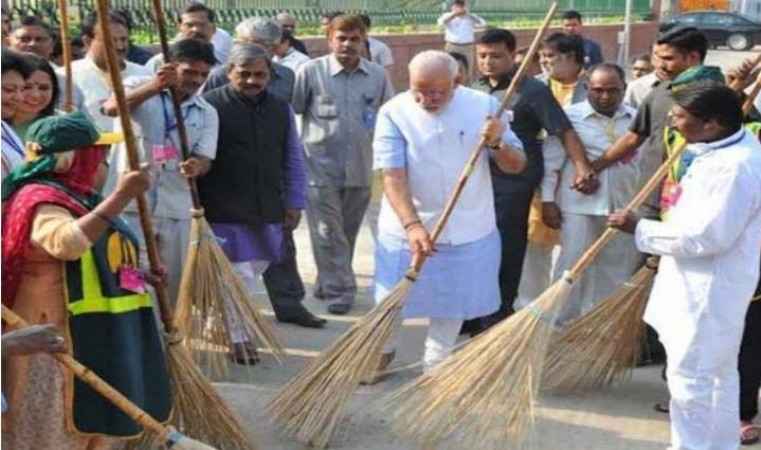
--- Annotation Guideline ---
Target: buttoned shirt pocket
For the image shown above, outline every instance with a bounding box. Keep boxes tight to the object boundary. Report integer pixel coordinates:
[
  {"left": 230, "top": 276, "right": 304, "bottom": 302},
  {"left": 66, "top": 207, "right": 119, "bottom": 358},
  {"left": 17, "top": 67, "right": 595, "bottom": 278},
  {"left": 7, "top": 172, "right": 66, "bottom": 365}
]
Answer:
[{"left": 315, "top": 95, "right": 338, "bottom": 119}]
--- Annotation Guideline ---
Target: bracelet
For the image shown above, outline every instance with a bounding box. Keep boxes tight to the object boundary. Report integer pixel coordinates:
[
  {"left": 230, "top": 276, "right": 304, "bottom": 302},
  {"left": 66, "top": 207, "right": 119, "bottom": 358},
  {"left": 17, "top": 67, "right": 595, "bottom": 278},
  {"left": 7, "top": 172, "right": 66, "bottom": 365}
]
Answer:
[
  {"left": 403, "top": 219, "right": 423, "bottom": 230},
  {"left": 488, "top": 140, "right": 502, "bottom": 150},
  {"left": 91, "top": 210, "right": 112, "bottom": 223}
]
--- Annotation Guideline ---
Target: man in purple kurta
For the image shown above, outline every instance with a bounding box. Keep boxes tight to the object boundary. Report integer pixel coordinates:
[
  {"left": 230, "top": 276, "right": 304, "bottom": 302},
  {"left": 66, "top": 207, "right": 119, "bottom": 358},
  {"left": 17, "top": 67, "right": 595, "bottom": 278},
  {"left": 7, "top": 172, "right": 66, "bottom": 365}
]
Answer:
[{"left": 199, "top": 43, "right": 311, "bottom": 363}]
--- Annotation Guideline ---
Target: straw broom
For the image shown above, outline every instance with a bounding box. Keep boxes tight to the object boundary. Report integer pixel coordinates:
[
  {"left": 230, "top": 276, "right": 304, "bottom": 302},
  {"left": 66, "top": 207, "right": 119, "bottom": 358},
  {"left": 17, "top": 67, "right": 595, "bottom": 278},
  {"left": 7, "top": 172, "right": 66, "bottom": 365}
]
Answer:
[
  {"left": 384, "top": 140, "right": 692, "bottom": 450},
  {"left": 541, "top": 257, "right": 659, "bottom": 393},
  {"left": 265, "top": 4, "right": 560, "bottom": 448},
  {"left": 94, "top": 2, "right": 257, "bottom": 448},
  {"left": 1, "top": 306, "right": 218, "bottom": 450},
  {"left": 147, "top": 0, "right": 284, "bottom": 377},
  {"left": 541, "top": 71, "right": 761, "bottom": 395}
]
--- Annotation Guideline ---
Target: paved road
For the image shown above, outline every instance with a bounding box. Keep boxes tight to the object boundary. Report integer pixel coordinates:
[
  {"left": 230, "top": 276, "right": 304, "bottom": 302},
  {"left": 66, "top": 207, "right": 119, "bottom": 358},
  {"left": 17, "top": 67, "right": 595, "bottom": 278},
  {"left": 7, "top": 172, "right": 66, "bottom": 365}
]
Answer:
[{"left": 209, "top": 48, "right": 760, "bottom": 450}]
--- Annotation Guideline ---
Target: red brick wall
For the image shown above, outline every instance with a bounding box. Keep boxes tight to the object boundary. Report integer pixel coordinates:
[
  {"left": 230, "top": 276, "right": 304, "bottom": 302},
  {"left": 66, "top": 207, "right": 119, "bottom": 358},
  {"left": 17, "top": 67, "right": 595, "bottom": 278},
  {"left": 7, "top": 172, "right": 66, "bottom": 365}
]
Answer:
[{"left": 302, "top": 22, "right": 659, "bottom": 90}]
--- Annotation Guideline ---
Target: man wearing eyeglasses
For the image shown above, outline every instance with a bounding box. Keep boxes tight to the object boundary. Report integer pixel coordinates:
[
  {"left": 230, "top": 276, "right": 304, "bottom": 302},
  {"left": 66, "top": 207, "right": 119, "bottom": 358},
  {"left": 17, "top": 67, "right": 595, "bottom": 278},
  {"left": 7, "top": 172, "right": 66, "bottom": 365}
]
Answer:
[{"left": 541, "top": 63, "right": 644, "bottom": 325}]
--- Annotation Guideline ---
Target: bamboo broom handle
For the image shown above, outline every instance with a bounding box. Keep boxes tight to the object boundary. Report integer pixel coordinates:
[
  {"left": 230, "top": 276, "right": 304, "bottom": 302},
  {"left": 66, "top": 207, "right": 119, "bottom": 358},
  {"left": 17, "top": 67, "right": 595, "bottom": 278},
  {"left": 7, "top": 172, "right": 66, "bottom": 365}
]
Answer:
[
  {"left": 568, "top": 141, "right": 688, "bottom": 275},
  {"left": 414, "top": 2, "right": 559, "bottom": 272},
  {"left": 742, "top": 69, "right": 761, "bottom": 117},
  {"left": 57, "top": 0, "right": 73, "bottom": 111},
  {"left": 149, "top": 0, "right": 202, "bottom": 209},
  {"left": 1, "top": 306, "right": 176, "bottom": 442},
  {"left": 95, "top": 0, "right": 174, "bottom": 330}
]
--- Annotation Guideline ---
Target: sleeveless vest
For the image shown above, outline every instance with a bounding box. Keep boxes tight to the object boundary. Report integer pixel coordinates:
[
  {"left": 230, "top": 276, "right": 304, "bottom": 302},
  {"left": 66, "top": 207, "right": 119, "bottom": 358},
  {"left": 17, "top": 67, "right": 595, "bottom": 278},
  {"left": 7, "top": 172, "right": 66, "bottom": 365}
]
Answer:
[
  {"left": 64, "top": 221, "right": 171, "bottom": 437},
  {"left": 200, "top": 85, "right": 290, "bottom": 225}
]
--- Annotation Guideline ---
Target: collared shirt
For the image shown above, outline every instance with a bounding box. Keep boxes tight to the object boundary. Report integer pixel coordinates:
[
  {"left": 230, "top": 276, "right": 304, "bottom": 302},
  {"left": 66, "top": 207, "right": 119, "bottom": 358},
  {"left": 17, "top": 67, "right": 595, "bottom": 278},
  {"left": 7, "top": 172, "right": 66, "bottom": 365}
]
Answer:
[
  {"left": 1, "top": 121, "right": 25, "bottom": 179},
  {"left": 624, "top": 72, "right": 660, "bottom": 109},
  {"left": 72, "top": 56, "right": 152, "bottom": 132},
  {"left": 436, "top": 13, "right": 486, "bottom": 44},
  {"left": 274, "top": 47, "right": 310, "bottom": 72},
  {"left": 373, "top": 87, "right": 523, "bottom": 246},
  {"left": 203, "top": 62, "right": 295, "bottom": 104},
  {"left": 368, "top": 36, "right": 394, "bottom": 68},
  {"left": 292, "top": 54, "right": 395, "bottom": 187},
  {"left": 472, "top": 71, "right": 573, "bottom": 193},
  {"left": 104, "top": 75, "right": 219, "bottom": 220},
  {"left": 50, "top": 62, "right": 85, "bottom": 111},
  {"left": 637, "top": 128, "right": 761, "bottom": 357},
  {"left": 541, "top": 101, "right": 638, "bottom": 214},
  {"left": 537, "top": 72, "right": 588, "bottom": 106}
]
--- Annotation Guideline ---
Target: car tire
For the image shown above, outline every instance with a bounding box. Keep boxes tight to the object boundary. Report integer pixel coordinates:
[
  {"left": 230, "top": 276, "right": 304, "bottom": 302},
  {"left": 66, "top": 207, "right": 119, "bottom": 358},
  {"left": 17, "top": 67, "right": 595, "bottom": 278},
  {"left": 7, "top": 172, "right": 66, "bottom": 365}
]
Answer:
[{"left": 727, "top": 33, "right": 752, "bottom": 51}]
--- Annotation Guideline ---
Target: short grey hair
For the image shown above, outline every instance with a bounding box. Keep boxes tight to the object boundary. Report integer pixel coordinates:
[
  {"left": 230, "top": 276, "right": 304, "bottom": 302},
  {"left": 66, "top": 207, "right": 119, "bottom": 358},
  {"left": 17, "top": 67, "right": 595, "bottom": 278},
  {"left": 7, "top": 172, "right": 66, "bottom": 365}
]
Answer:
[
  {"left": 235, "top": 17, "right": 282, "bottom": 45},
  {"left": 226, "top": 42, "right": 272, "bottom": 70},
  {"left": 408, "top": 50, "right": 459, "bottom": 80},
  {"left": 276, "top": 12, "right": 295, "bottom": 23}
]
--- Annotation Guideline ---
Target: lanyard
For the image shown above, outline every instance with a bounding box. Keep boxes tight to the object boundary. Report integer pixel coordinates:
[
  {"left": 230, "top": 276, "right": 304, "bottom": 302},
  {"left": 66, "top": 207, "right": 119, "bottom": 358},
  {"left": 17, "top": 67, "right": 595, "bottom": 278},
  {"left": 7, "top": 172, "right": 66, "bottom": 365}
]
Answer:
[
  {"left": 1, "top": 122, "right": 25, "bottom": 158},
  {"left": 159, "top": 94, "right": 178, "bottom": 146}
]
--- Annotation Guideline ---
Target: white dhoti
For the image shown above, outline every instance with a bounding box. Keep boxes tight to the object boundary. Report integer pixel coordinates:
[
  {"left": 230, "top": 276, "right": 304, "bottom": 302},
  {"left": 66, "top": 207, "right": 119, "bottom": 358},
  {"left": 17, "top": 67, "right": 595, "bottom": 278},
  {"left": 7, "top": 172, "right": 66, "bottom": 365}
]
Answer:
[{"left": 228, "top": 260, "right": 270, "bottom": 343}]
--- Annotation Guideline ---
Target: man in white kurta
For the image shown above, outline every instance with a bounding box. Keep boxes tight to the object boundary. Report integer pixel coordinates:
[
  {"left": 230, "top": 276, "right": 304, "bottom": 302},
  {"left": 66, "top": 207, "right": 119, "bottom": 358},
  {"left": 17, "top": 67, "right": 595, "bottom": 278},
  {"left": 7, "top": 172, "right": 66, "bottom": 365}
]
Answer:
[
  {"left": 540, "top": 64, "right": 644, "bottom": 323},
  {"left": 610, "top": 82, "right": 761, "bottom": 450},
  {"left": 372, "top": 51, "right": 524, "bottom": 374}
]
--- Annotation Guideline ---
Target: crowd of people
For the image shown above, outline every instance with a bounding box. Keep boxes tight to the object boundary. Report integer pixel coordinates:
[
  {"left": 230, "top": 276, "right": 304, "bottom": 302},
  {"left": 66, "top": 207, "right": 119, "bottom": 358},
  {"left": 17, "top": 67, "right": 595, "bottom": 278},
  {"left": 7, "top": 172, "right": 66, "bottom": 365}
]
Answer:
[{"left": 1, "top": 1, "right": 760, "bottom": 449}]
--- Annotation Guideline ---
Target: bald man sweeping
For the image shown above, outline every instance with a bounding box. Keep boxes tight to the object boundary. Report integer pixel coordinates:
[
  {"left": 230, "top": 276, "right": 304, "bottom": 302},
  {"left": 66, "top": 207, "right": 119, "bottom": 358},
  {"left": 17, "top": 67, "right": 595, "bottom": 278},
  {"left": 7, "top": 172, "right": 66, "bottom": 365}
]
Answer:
[{"left": 368, "top": 51, "right": 525, "bottom": 380}]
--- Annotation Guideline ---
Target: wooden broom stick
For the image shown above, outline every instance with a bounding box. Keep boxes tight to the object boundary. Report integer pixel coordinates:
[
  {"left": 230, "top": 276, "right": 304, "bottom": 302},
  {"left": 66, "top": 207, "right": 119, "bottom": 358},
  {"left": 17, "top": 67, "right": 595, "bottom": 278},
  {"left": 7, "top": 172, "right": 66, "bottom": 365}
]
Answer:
[
  {"left": 56, "top": 0, "right": 73, "bottom": 112},
  {"left": 149, "top": 0, "right": 201, "bottom": 207},
  {"left": 413, "top": 1, "right": 559, "bottom": 272},
  {"left": 94, "top": 0, "right": 174, "bottom": 331},
  {"left": 1, "top": 306, "right": 217, "bottom": 450}
]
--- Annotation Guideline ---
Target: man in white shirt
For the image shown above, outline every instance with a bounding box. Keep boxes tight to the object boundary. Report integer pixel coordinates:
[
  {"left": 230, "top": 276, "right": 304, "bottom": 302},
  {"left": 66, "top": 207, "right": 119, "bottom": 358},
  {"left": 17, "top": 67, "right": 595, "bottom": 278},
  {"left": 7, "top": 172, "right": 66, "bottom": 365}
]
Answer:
[
  {"left": 371, "top": 50, "right": 524, "bottom": 377},
  {"left": 609, "top": 81, "right": 761, "bottom": 450},
  {"left": 359, "top": 15, "right": 394, "bottom": 75},
  {"left": 624, "top": 46, "right": 662, "bottom": 109},
  {"left": 437, "top": 0, "right": 485, "bottom": 78},
  {"left": 541, "top": 63, "right": 643, "bottom": 323},
  {"left": 273, "top": 30, "right": 310, "bottom": 72},
  {"left": 146, "top": 3, "right": 224, "bottom": 72},
  {"left": 72, "top": 10, "right": 151, "bottom": 131},
  {"left": 102, "top": 38, "right": 218, "bottom": 304}
]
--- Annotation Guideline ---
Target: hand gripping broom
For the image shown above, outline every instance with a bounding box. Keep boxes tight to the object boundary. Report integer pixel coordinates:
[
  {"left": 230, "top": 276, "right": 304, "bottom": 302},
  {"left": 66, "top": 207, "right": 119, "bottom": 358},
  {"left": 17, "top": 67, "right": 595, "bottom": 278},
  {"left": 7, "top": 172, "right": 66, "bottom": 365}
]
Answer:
[
  {"left": 1, "top": 306, "right": 217, "bottom": 450},
  {"left": 94, "top": 1, "right": 257, "bottom": 448},
  {"left": 265, "top": 3, "right": 560, "bottom": 448},
  {"left": 383, "top": 136, "right": 691, "bottom": 450},
  {"left": 148, "top": 0, "right": 284, "bottom": 378}
]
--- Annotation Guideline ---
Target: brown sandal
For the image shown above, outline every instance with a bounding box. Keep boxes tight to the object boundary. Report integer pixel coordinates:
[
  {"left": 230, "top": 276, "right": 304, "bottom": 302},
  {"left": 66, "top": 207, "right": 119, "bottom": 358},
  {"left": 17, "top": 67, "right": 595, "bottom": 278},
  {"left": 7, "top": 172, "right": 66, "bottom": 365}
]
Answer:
[{"left": 741, "top": 421, "right": 760, "bottom": 446}]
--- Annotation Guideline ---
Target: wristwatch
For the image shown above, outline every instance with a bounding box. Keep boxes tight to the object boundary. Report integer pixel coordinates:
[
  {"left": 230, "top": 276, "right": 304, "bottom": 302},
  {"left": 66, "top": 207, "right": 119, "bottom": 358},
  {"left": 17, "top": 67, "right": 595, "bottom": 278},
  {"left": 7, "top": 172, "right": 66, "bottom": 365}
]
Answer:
[{"left": 584, "top": 171, "right": 598, "bottom": 181}]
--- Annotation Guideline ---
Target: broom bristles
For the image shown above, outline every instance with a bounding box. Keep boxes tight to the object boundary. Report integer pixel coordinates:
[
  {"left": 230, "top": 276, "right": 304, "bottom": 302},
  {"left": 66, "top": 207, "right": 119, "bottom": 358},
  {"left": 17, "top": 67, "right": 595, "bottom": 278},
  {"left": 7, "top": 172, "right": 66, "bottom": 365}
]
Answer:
[
  {"left": 176, "top": 215, "right": 284, "bottom": 377},
  {"left": 383, "top": 275, "right": 575, "bottom": 449},
  {"left": 164, "top": 332, "right": 259, "bottom": 450},
  {"left": 541, "top": 262, "right": 657, "bottom": 393},
  {"left": 266, "top": 275, "right": 414, "bottom": 448}
]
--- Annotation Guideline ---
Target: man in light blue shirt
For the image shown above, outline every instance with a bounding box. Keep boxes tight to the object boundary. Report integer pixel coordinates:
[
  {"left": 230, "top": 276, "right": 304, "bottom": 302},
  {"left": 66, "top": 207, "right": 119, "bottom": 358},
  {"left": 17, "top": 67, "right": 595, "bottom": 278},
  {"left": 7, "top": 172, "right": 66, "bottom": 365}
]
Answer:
[{"left": 369, "top": 50, "right": 524, "bottom": 378}]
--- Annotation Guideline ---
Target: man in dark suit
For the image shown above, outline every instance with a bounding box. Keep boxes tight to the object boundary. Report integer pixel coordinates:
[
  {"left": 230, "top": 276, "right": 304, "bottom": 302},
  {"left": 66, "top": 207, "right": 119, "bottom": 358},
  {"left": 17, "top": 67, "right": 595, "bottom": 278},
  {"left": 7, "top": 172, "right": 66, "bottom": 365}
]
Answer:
[{"left": 562, "top": 10, "right": 604, "bottom": 69}]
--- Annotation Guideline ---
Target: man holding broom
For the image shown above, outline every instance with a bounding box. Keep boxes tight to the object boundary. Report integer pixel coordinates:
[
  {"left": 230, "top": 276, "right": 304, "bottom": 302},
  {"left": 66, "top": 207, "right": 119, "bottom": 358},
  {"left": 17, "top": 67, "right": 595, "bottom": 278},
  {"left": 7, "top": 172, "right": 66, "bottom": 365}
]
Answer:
[
  {"left": 609, "top": 81, "right": 761, "bottom": 450},
  {"left": 372, "top": 50, "right": 524, "bottom": 375},
  {"left": 101, "top": 38, "right": 218, "bottom": 304}
]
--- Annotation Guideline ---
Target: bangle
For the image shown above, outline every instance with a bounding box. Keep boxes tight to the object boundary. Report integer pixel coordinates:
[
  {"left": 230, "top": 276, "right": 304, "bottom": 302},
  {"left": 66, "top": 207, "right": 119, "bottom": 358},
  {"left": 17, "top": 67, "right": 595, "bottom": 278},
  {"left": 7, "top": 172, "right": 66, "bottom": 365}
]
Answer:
[
  {"left": 488, "top": 141, "right": 501, "bottom": 150},
  {"left": 403, "top": 219, "right": 422, "bottom": 230},
  {"left": 91, "top": 210, "right": 112, "bottom": 223}
]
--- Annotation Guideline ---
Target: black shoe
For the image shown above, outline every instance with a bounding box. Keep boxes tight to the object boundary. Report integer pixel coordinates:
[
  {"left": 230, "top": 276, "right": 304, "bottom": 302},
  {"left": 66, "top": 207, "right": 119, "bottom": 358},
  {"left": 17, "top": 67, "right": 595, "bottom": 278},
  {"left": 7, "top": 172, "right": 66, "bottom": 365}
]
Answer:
[
  {"left": 654, "top": 402, "right": 670, "bottom": 414},
  {"left": 328, "top": 301, "right": 353, "bottom": 315},
  {"left": 279, "top": 312, "right": 327, "bottom": 329}
]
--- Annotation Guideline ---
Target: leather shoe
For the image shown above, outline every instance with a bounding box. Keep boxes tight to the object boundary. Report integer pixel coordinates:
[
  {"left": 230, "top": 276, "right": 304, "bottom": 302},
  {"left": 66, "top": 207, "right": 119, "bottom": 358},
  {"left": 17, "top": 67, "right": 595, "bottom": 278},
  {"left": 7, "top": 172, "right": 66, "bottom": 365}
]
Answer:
[
  {"left": 328, "top": 301, "right": 353, "bottom": 315},
  {"left": 279, "top": 312, "right": 327, "bottom": 329}
]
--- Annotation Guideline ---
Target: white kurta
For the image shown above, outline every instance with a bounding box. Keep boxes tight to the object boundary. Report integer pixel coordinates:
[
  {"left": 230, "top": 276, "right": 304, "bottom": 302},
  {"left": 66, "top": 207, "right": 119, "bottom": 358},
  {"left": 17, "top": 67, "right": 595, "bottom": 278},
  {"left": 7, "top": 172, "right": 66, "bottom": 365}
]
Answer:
[
  {"left": 636, "top": 128, "right": 761, "bottom": 450},
  {"left": 537, "top": 101, "right": 644, "bottom": 321}
]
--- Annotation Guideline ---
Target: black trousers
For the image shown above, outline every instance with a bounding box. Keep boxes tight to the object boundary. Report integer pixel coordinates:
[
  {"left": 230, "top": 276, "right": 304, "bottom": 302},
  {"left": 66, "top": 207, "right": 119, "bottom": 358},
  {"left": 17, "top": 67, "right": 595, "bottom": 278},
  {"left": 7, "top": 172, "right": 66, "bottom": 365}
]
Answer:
[
  {"left": 262, "top": 229, "right": 308, "bottom": 320},
  {"left": 740, "top": 275, "right": 761, "bottom": 421}
]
